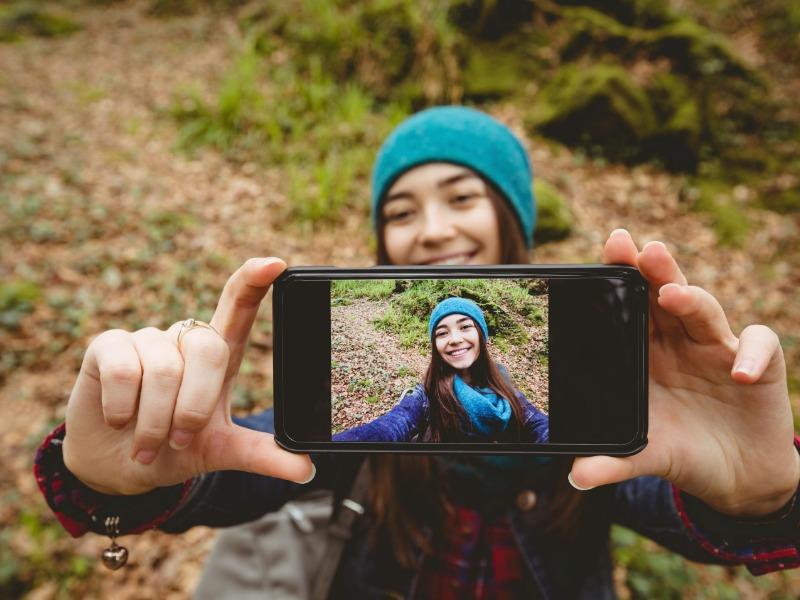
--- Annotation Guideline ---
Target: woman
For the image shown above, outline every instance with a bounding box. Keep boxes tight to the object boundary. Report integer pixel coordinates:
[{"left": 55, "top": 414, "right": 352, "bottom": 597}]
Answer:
[
  {"left": 35, "top": 107, "right": 799, "bottom": 598},
  {"left": 334, "top": 296, "right": 549, "bottom": 444}
]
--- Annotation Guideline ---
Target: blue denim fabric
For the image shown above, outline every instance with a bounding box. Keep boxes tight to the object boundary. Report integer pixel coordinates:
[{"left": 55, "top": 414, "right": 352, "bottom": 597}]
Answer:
[
  {"left": 159, "top": 409, "right": 798, "bottom": 599},
  {"left": 332, "top": 385, "right": 549, "bottom": 443}
]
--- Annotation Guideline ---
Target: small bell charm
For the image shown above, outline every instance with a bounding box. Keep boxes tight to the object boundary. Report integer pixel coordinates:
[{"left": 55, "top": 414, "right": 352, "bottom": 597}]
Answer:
[{"left": 101, "top": 516, "right": 128, "bottom": 570}]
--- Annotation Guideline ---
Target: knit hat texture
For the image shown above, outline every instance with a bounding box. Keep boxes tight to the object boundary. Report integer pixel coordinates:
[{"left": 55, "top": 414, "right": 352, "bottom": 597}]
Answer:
[
  {"left": 428, "top": 297, "right": 489, "bottom": 341},
  {"left": 371, "top": 106, "right": 536, "bottom": 247}
]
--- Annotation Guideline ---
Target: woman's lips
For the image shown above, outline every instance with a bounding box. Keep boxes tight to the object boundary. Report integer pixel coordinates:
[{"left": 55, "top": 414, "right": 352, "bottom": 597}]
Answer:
[
  {"left": 447, "top": 347, "right": 470, "bottom": 357},
  {"left": 420, "top": 249, "right": 479, "bottom": 265}
]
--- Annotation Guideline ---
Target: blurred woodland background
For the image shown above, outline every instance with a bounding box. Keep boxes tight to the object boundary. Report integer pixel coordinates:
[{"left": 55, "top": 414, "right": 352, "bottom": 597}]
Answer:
[{"left": 1, "top": 0, "right": 799, "bottom": 597}]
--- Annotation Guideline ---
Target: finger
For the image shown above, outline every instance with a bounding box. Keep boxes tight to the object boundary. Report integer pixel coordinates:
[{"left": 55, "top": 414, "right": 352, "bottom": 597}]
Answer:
[
  {"left": 128, "top": 328, "right": 184, "bottom": 464},
  {"left": 81, "top": 330, "right": 142, "bottom": 429},
  {"left": 637, "top": 241, "right": 688, "bottom": 287},
  {"left": 657, "top": 283, "right": 736, "bottom": 346},
  {"left": 169, "top": 327, "right": 230, "bottom": 450},
  {"left": 731, "top": 324, "right": 784, "bottom": 385},
  {"left": 205, "top": 425, "right": 316, "bottom": 484},
  {"left": 634, "top": 241, "right": 690, "bottom": 336},
  {"left": 602, "top": 229, "right": 639, "bottom": 266},
  {"left": 569, "top": 452, "right": 659, "bottom": 490},
  {"left": 210, "top": 257, "right": 287, "bottom": 377}
]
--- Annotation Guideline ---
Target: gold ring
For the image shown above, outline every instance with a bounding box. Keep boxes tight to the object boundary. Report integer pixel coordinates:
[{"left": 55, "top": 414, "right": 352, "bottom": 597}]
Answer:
[{"left": 177, "top": 318, "right": 221, "bottom": 351}]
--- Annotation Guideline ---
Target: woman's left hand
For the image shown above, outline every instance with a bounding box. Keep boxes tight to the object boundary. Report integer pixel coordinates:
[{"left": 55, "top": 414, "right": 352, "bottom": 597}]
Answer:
[{"left": 569, "top": 229, "right": 800, "bottom": 517}]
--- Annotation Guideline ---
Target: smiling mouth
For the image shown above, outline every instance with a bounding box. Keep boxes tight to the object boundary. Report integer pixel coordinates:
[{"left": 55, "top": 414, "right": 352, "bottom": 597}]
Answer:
[
  {"left": 420, "top": 249, "right": 479, "bottom": 265},
  {"left": 447, "top": 347, "right": 471, "bottom": 357}
]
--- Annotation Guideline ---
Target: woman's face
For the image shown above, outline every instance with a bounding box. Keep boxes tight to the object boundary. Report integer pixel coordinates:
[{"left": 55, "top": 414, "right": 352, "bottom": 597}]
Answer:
[
  {"left": 381, "top": 163, "right": 502, "bottom": 266},
  {"left": 433, "top": 313, "right": 481, "bottom": 371}
]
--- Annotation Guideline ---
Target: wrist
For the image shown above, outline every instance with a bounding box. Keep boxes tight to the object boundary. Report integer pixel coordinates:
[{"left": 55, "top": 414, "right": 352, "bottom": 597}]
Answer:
[
  {"left": 707, "top": 439, "right": 800, "bottom": 518},
  {"left": 63, "top": 435, "right": 155, "bottom": 497}
]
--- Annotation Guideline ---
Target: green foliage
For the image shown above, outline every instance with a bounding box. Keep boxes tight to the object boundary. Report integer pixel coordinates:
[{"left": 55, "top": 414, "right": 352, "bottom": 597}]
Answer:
[
  {"left": 0, "top": 2, "right": 81, "bottom": 42},
  {"left": 361, "top": 278, "right": 547, "bottom": 352},
  {"left": 534, "top": 180, "right": 573, "bottom": 244},
  {"left": 0, "top": 280, "right": 41, "bottom": 330},
  {"left": 331, "top": 279, "right": 395, "bottom": 300},
  {"left": 0, "top": 504, "right": 90, "bottom": 597},
  {"left": 686, "top": 180, "right": 750, "bottom": 247},
  {"left": 171, "top": 35, "right": 407, "bottom": 223}
]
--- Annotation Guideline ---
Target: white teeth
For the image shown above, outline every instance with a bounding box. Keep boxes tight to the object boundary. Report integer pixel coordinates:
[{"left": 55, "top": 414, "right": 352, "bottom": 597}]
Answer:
[
  {"left": 449, "top": 348, "right": 469, "bottom": 356},
  {"left": 429, "top": 253, "right": 471, "bottom": 265}
]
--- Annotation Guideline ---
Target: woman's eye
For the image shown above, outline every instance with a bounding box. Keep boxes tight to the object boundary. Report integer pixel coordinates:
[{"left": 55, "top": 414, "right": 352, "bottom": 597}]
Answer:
[
  {"left": 385, "top": 209, "right": 413, "bottom": 222},
  {"left": 452, "top": 193, "right": 479, "bottom": 205},
  {"left": 461, "top": 323, "right": 473, "bottom": 330}
]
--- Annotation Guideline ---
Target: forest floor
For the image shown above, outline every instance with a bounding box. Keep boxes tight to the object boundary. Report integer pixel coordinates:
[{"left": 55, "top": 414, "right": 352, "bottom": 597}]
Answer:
[{"left": 1, "top": 2, "right": 799, "bottom": 598}]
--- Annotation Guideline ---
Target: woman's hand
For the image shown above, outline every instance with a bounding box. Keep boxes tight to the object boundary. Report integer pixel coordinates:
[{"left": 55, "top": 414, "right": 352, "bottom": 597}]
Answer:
[
  {"left": 62, "top": 257, "right": 315, "bottom": 496},
  {"left": 570, "top": 230, "right": 799, "bottom": 517}
]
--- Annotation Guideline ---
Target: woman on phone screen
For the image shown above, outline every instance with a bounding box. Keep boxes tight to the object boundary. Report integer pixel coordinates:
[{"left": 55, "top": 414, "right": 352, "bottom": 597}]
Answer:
[
  {"left": 34, "top": 106, "right": 799, "bottom": 598},
  {"left": 334, "top": 296, "right": 549, "bottom": 444}
]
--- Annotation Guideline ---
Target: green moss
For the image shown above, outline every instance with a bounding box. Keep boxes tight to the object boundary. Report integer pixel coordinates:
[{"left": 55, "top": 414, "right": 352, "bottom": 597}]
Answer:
[
  {"left": 0, "top": 3, "right": 80, "bottom": 42},
  {"left": 690, "top": 180, "right": 749, "bottom": 247},
  {"left": 644, "top": 73, "right": 702, "bottom": 171},
  {"left": 533, "top": 180, "right": 573, "bottom": 244},
  {"left": 643, "top": 19, "right": 751, "bottom": 80},
  {"left": 528, "top": 64, "right": 656, "bottom": 162},
  {"left": 760, "top": 189, "right": 800, "bottom": 214}
]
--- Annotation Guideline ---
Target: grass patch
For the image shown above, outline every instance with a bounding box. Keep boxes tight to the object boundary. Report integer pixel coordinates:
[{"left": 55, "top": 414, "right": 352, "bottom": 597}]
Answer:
[{"left": 348, "top": 278, "right": 549, "bottom": 352}]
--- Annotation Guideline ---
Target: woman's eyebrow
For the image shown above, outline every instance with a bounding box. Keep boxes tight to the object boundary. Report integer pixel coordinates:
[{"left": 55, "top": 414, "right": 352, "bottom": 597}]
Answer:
[
  {"left": 437, "top": 171, "right": 480, "bottom": 188},
  {"left": 384, "top": 190, "right": 414, "bottom": 203}
]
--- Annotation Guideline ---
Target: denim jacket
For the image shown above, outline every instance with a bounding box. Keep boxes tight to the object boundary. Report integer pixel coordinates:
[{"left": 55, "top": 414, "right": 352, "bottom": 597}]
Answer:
[{"left": 34, "top": 410, "right": 800, "bottom": 599}]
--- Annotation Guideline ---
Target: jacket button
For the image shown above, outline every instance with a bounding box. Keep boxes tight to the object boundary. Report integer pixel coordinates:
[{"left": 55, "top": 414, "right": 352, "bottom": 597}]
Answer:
[{"left": 516, "top": 490, "right": 537, "bottom": 511}]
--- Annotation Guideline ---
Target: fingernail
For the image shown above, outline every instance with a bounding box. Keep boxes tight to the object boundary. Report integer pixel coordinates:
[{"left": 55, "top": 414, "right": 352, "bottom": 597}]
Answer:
[
  {"left": 568, "top": 472, "right": 595, "bottom": 491},
  {"left": 297, "top": 463, "right": 316, "bottom": 485},
  {"left": 733, "top": 359, "right": 755, "bottom": 377},
  {"left": 642, "top": 240, "right": 666, "bottom": 251},
  {"left": 133, "top": 449, "right": 157, "bottom": 465},
  {"left": 169, "top": 429, "right": 194, "bottom": 450},
  {"left": 610, "top": 228, "right": 629, "bottom": 237}
]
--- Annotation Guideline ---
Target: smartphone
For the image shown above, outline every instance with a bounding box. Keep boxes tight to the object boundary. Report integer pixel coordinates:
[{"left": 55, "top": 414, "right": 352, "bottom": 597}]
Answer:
[{"left": 272, "top": 265, "right": 648, "bottom": 455}]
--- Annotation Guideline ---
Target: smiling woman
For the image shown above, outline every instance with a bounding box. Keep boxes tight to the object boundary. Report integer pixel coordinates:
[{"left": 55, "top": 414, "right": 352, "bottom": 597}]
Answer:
[{"left": 332, "top": 295, "right": 550, "bottom": 443}]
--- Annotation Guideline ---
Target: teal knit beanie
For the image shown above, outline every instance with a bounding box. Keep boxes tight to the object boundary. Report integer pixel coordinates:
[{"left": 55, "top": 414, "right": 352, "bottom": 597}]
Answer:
[
  {"left": 372, "top": 106, "right": 536, "bottom": 247},
  {"left": 428, "top": 297, "right": 489, "bottom": 341}
]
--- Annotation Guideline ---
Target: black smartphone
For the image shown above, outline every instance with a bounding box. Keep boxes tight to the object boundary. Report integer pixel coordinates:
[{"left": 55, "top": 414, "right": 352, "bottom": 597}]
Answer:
[{"left": 272, "top": 265, "right": 648, "bottom": 455}]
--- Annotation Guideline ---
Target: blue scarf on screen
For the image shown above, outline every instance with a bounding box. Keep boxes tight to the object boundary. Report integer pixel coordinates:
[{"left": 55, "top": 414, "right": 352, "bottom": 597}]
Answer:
[{"left": 453, "top": 374, "right": 512, "bottom": 436}]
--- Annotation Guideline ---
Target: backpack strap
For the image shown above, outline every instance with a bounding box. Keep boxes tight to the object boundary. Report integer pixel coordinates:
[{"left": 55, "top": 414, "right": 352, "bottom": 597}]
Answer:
[{"left": 311, "top": 459, "right": 371, "bottom": 600}]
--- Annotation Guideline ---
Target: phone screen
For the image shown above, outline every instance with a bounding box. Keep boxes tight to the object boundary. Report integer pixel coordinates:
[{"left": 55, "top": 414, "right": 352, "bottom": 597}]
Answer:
[{"left": 274, "top": 266, "right": 648, "bottom": 454}]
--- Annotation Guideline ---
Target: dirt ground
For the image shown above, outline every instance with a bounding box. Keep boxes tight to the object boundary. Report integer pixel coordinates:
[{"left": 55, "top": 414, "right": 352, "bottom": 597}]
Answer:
[{"left": 1, "top": 2, "right": 799, "bottom": 598}]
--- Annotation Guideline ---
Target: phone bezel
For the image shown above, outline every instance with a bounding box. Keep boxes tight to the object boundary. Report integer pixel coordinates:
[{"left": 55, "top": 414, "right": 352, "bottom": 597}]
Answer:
[{"left": 273, "top": 264, "right": 648, "bottom": 456}]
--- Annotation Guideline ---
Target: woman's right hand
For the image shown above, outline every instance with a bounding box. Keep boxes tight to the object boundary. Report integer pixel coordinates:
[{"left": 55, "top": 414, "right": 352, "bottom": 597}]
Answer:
[{"left": 62, "top": 257, "right": 315, "bottom": 496}]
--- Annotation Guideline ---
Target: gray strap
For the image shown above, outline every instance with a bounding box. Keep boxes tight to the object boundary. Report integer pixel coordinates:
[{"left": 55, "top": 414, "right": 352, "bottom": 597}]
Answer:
[{"left": 311, "top": 461, "right": 371, "bottom": 600}]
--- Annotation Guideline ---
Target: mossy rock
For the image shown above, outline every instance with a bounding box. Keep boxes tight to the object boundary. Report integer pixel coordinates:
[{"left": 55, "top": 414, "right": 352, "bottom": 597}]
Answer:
[
  {"left": 528, "top": 64, "right": 656, "bottom": 162},
  {"left": 643, "top": 73, "right": 702, "bottom": 171},
  {"left": 461, "top": 31, "right": 549, "bottom": 99},
  {"left": 643, "top": 19, "right": 752, "bottom": 80},
  {"left": 557, "top": 0, "right": 677, "bottom": 29},
  {"left": 0, "top": 3, "right": 80, "bottom": 42},
  {"left": 534, "top": 180, "right": 572, "bottom": 244}
]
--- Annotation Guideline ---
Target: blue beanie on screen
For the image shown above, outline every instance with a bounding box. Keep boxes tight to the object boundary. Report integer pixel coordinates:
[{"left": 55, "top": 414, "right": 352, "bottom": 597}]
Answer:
[
  {"left": 372, "top": 106, "right": 536, "bottom": 247},
  {"left": 428, "top": 297, "right": 489, "bottom": 341}
]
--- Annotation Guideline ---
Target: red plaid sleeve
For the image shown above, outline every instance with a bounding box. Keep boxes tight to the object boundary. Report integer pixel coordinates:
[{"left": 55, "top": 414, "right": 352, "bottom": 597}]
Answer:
[
  {"left": 673, "top": 436, "right": 800, "bottom": 575},
  {"left": 33, "top": 423, "right": 193, "bottom": 538}
]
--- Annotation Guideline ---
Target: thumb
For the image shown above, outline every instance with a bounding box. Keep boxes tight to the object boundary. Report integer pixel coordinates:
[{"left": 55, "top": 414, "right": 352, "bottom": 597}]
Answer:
[
  {"left": 210, "top": 257, "right": 287, "bottom": 378},
  {"left": 568, "top": 454, "right": 648, "bottom": 491},
  {"left": 206, "top": 425, "right": 315, "bottom": 484}
]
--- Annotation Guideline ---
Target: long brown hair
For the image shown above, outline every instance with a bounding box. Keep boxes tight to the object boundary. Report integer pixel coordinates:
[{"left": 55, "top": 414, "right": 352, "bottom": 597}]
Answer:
[
  {"left": 370, "top": 170, "right": 584, "bottom": 568},
  {"left": 424, "top": 324, "right": 526, "bottom": 442}
]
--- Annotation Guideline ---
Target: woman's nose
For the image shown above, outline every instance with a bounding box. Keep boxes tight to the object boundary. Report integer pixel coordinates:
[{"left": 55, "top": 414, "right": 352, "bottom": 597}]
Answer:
[{"left": 419, "top": 204, "right": 457, "bottom": 245}]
